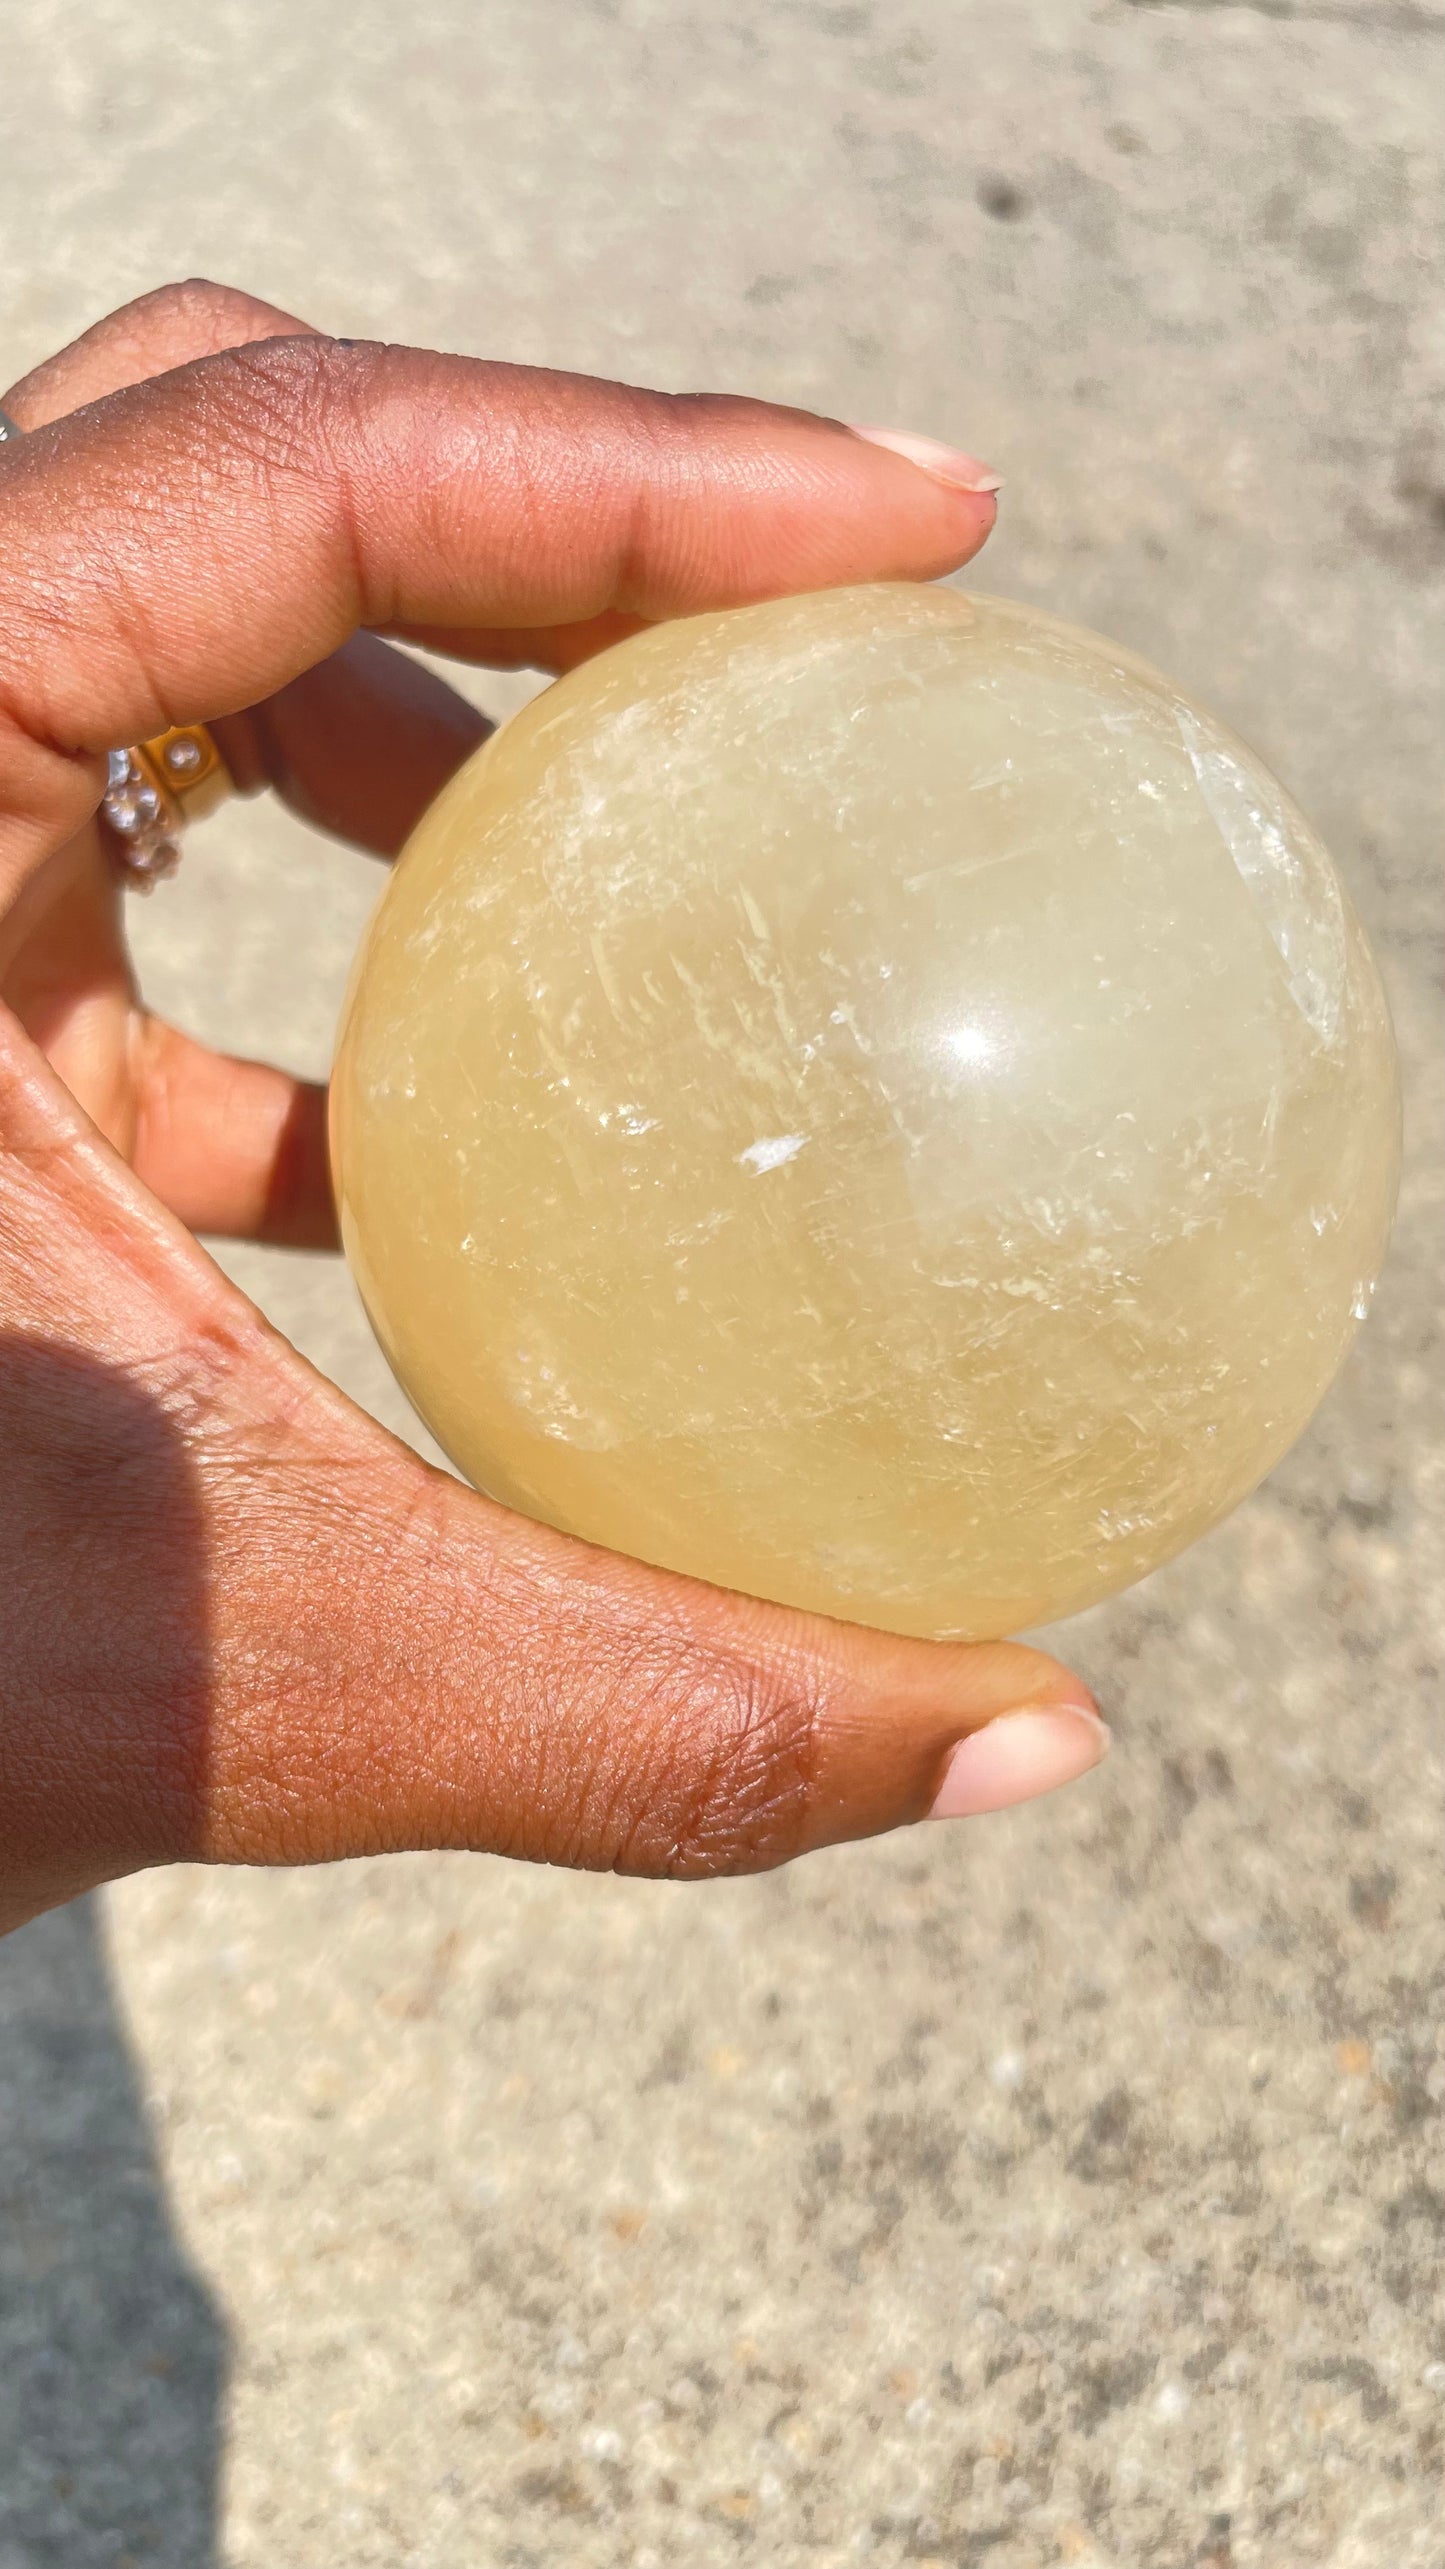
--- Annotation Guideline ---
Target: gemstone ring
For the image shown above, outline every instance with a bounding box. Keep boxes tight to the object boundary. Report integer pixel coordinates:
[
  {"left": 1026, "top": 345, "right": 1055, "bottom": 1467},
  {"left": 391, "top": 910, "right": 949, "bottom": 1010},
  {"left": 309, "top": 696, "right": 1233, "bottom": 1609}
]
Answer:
[
  {"left": 0, "top": 404, "right": 233, "bottom": 889},
  {"left": 100, "top": 727, "right": 234, "bottom": 889}
]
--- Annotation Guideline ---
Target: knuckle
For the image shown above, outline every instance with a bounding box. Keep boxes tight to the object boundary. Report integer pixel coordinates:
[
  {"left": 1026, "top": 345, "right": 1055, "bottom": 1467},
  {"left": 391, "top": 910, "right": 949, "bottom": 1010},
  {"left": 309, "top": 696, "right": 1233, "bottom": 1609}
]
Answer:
[
  {"left": 200, "top": 333, "right": 369, "bottom": 495},
  {"left": 204, "top": 331, "right": 332, "bottom": 447},
  {"left": 575, "top": 1629, "right": 828, "bottom": 1881},
  {"left": 135, "top": 277, "right": 301, "bottom": 361},
  {"left": 148, "top": 275, "right": 253, "bottom": 332}
]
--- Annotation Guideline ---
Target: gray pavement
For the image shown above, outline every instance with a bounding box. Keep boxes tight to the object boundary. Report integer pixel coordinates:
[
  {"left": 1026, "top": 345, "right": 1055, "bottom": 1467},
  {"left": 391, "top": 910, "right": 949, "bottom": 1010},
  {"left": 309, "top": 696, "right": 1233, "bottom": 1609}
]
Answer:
[{"left": 2, "top": 4, "right": 1444, "bottom": 2563}]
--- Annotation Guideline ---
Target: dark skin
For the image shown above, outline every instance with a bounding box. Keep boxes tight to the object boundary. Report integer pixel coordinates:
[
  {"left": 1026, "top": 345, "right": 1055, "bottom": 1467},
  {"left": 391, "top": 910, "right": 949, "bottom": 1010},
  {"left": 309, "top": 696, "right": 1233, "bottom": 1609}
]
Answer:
[{"left": 0, "top": 281, "right": 1102, "bottom": 1938}]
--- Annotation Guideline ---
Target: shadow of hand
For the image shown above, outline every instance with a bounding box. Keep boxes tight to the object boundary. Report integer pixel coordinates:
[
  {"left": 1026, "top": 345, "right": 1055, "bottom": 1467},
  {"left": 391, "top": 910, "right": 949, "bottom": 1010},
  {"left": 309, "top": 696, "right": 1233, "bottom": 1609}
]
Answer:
[{"left": 0, "top": 1897, "right": 225, "bottom": 2567}]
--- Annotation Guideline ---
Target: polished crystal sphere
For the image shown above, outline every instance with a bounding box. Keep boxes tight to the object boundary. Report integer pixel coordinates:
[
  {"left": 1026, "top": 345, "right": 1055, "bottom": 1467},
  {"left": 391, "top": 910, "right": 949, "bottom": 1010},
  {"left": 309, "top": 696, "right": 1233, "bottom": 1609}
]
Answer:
[{"left": 331, "top": 585, "right": 1400, "bottom": 1639}]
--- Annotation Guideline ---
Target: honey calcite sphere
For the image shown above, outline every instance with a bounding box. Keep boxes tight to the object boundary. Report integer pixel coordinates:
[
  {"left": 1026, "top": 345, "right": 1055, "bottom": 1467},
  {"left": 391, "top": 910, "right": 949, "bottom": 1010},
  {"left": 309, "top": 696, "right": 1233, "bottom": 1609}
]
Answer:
[{"left": 331, "top": 585, "right": 1399, "bottom": 1640}]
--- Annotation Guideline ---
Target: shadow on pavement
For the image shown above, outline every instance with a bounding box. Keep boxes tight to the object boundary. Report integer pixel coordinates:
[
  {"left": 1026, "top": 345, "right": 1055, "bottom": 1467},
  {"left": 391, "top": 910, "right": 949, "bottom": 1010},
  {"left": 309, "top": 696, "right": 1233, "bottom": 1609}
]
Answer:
[{"left": 0, "top": 1896, "right": 225, "bottom": 2568}]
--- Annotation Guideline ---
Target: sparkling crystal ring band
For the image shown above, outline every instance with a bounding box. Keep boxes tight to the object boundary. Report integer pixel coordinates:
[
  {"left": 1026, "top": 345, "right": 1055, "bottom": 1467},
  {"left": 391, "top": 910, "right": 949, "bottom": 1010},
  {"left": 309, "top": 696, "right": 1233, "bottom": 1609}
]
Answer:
[
  {"left": 101, "top": 727, "right": 233, "bottom": 888},
  {"left": 0, "top": 404, "right": 232, "bottom": 890}
]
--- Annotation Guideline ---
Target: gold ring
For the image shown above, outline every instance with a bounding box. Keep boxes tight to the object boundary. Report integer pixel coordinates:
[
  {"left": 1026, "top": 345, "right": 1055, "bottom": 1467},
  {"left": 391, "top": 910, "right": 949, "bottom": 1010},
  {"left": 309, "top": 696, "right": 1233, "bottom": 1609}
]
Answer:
[
  {"left": 102, "top": 724, "right": 234, "bottom": 890},
  {"left": 0, "top": 410, "right": 233, "bottom": 892}
]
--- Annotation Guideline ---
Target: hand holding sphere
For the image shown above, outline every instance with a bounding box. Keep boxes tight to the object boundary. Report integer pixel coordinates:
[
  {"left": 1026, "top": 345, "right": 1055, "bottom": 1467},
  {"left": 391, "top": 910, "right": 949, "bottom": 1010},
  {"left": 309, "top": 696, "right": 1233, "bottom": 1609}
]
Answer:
[{"left": 2, "top": 287, "right": 1136, "bottom": 1937}]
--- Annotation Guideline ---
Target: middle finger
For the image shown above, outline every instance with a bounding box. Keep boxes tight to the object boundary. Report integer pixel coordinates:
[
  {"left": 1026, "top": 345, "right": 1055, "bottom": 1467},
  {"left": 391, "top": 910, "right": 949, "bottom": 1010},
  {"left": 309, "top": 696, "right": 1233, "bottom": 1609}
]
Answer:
[{"left": 212, "top": 632, "right": 491, "bottom": 860}]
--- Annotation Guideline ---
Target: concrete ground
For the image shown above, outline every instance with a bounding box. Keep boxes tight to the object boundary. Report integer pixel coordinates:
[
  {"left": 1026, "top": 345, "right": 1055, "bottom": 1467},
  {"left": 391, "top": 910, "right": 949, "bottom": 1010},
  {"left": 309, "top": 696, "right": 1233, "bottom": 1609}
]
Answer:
[{"left": 2, "top": 4, "right": 1443, "bottom": 2563}]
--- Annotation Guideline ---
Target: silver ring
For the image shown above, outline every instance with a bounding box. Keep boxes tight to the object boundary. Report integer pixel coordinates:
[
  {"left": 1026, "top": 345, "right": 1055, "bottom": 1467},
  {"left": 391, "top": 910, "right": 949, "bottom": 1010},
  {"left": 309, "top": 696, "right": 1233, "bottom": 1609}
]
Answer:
[{"left": 0, "top": 407, "right": 23, "bottom": 443}]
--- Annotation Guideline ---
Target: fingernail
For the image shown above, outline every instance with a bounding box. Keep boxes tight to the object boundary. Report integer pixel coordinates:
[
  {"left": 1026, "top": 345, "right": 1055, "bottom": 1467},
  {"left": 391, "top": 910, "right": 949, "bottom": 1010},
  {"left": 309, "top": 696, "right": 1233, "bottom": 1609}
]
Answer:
[
  {"left": 849, "top": 425, "right": 1003, "bottom": 495},
  {"left": 928, "top": 1705, "right": 1110, "bottom": 1820}
]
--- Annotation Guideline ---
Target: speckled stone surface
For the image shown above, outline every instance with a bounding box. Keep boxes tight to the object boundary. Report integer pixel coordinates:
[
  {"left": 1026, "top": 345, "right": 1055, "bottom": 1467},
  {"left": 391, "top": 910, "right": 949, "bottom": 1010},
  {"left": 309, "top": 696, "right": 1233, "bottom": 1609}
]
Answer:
[{"left": 1, "top": 6, "right": 1442, "bottom": 2566}]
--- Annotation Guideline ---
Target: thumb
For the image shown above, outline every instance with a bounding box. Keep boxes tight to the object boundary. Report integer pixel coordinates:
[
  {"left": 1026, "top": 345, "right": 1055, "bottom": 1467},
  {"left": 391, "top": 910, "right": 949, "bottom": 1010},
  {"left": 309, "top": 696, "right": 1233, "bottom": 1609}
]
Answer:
[
  {"left": 0, "top": 1014, "right": 1105, "bottom": 1928},
  {"left": 193, "top": 1442, "right": 1109, "bottom": 1878}
]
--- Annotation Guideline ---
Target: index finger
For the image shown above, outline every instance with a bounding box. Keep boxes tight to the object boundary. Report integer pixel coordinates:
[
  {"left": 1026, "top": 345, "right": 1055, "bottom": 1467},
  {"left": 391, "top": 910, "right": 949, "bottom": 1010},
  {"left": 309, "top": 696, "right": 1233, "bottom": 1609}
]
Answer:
[{"left": 0, "top": 334, "right": 997, "bottom": 893}]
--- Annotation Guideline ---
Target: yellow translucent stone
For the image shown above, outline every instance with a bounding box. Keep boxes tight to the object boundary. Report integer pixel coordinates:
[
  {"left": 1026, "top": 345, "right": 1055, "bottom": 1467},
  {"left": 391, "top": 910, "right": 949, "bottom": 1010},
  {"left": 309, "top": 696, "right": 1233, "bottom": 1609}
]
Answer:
[{"left": 331, "top": 585, "right": 1400, "bottom": 1639}]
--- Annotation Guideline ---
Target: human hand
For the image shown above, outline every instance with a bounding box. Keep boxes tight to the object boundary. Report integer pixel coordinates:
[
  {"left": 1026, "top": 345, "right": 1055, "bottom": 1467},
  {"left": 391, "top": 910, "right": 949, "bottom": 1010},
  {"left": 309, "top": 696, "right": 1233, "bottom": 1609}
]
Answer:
[{"left": 0, "top": 281, "right": 1107, "bottom": 1937}]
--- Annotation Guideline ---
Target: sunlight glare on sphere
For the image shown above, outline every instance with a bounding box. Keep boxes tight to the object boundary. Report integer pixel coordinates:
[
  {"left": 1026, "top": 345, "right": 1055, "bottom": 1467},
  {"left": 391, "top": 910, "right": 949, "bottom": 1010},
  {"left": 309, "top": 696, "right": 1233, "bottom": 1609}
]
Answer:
[{"left": 330, "top": 585, "right": 1400, "bottom": 1639}]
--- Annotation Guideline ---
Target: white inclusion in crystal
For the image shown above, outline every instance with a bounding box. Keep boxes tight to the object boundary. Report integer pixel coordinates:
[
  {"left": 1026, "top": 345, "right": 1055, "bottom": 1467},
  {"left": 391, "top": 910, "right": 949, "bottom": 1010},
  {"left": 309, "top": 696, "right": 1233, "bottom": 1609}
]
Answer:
[
  {"left": 739, "top": 1133, "right": 808, "bottom": 1174},
  {"left": 1177, "top": 709, "right": 1345, "bottom": 1045}
]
